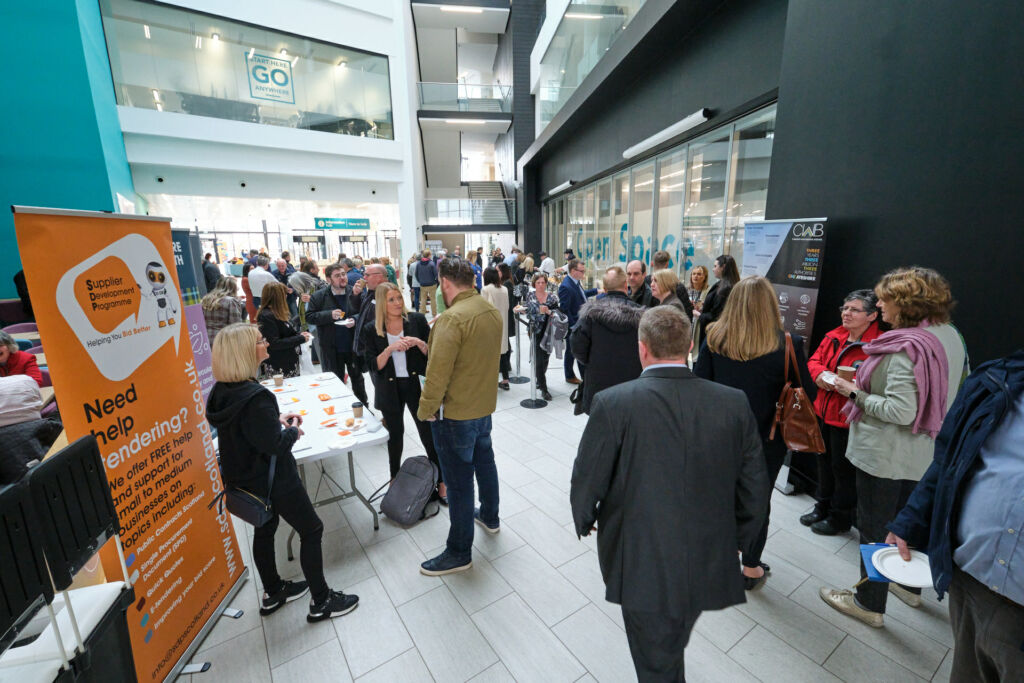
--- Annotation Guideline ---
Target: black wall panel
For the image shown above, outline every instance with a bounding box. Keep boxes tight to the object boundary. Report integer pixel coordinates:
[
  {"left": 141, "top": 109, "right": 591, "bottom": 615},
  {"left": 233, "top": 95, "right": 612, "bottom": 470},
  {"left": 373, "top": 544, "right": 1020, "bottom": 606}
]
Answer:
[{"left": 766, "top": 0, "right": 1024, "bottom": 363}]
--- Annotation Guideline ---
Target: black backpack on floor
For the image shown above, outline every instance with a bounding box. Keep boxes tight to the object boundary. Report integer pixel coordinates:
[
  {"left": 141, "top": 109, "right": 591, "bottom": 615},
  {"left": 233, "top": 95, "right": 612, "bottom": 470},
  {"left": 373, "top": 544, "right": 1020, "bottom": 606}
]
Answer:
[{"left": 378, "top": 456, "right": 439, "bottom": 526}]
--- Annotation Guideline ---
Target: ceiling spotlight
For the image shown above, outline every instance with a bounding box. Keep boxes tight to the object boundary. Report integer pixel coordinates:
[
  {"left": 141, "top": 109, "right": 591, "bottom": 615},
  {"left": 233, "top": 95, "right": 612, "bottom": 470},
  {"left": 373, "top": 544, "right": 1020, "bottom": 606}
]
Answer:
[
  {"left": 143, "top": 24, "right": 150, "bottom": 39},
  {"left": 211, "top": 33, "right": 220, "bottom": 41},
  {"left": 337, "top": 59, "right": 347, "bottom": 68},
  {"left": 291, "top": 55, "right": 299, "bottom": 67},
  {"left": 248, "top": 47, "right": 255, "bottom": 59},
  {"left": 195, "top": 35, "right": 202, "bottom": 49},
  {"left": 152, "top": 89, "right": 161, "bottom": 102},
  {"left": 279, "top": 49, "right": 287, "bottom": 57}
]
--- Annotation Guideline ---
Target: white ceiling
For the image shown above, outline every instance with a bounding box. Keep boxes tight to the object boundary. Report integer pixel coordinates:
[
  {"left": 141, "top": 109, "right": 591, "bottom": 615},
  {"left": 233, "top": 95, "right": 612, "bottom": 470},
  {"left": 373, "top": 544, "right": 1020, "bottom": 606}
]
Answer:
[
  {"left": 412, "top": 4, "right": 510, "bottom": 33},
  {"left": 143, "top": 193, "right": 399, "bottom": 232}
]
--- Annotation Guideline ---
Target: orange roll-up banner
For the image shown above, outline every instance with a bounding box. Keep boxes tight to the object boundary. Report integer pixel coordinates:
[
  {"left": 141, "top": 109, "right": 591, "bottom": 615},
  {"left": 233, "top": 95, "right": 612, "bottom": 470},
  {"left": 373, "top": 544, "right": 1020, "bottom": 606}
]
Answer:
[{"left": 14, "top": 207, "right": 244, "bottom": 682}]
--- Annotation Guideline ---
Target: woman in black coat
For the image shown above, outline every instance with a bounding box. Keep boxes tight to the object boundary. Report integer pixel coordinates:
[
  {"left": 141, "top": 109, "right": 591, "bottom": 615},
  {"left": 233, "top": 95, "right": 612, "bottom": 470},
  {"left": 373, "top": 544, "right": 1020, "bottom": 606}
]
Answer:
[
  {"left": 360, "top": 283, "right": 444, "bottom": 500},
  {"left": 498, "top": 263, "right": 519, "bottom": 389},
  {"left": 257, "top": 282, "right": 309, "bottom": 377},
  {"left": 694, "top": 254, "right": 740, "bottom": 356},
  {"left": 205, "top": 323, "right": 358, "bottom": 621},
  {"left": 693, "top": 276, "right": 816, "bottom": 591}
]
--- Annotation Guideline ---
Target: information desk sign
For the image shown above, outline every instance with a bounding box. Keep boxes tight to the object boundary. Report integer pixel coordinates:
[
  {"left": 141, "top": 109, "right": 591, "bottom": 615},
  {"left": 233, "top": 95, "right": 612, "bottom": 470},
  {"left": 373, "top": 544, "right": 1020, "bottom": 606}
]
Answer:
[
  {"left": 13, "top": 206, "right": 246, "bottom": 683},
  {"left": 315, "top": 217, "right": 371, "bottom": 230},
  {"left": 742, "top": 218, "right": 828, "bottom": 347}
]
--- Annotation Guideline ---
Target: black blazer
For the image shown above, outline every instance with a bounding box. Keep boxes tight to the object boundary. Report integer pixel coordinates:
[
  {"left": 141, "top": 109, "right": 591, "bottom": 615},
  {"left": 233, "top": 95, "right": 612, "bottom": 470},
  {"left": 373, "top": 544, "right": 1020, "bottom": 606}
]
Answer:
[
  {"left": 306, "top": 286, "right": 360, "bottom": 370},
  {"left": 359, "top": 312, "right": 430, "bottom": 413},
  {"left": 570, "top": 366, "right": 769, "bottom": 618},
  {"left": 693, "top": 331, "right": 817, "bottom": 440},
  {"left": 257, "top": 309, "right": 304, "bottom": 374}
]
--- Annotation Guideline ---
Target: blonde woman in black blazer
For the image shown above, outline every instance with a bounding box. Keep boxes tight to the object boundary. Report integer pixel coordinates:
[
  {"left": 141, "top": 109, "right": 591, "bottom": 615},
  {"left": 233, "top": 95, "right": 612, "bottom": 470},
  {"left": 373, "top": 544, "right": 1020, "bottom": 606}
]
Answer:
[{"left": 360, "top": 283, "right": 445, "bottom": 500}]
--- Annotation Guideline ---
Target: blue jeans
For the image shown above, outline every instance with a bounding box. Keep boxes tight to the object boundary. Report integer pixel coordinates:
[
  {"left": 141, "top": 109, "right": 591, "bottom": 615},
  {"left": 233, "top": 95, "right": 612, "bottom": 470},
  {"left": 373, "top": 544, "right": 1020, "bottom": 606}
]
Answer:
[{"left": 431, "top": 415, "right": 499, "bottom": 560}]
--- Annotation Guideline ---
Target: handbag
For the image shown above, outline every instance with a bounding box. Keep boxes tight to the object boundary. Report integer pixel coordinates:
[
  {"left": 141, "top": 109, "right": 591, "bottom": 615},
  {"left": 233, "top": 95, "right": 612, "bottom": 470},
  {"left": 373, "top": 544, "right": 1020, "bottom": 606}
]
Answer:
[
  {"left": 208, "top": 454, "right": 277, "bottom": 527},
  {"left": 769, "top": 332, "right": 826, "bottom": 453}
]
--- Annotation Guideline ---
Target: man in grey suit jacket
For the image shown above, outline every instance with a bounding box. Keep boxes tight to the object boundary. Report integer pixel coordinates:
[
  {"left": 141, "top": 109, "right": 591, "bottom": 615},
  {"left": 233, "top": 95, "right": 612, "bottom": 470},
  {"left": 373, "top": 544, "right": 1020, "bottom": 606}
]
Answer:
[{"left": 570, "top": 306, "right": 769, "bottom": 682}]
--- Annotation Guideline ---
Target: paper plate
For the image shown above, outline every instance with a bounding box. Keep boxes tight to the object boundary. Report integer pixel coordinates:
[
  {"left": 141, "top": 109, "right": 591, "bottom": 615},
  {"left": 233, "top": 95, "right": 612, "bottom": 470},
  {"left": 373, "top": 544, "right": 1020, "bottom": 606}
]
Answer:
[
  {"left": 329, "top": 436, "right": 357, "bottom": 451},
  {"left": 871, "top": 548, "right": 932, "bottom": 587}
]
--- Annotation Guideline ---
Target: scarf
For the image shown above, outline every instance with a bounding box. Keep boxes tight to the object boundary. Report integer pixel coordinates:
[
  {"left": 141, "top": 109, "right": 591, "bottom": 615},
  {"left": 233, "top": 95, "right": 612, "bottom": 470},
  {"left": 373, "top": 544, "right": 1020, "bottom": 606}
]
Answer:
[{"left": 841, "top": 321, "right": 949, "bottom": 438}]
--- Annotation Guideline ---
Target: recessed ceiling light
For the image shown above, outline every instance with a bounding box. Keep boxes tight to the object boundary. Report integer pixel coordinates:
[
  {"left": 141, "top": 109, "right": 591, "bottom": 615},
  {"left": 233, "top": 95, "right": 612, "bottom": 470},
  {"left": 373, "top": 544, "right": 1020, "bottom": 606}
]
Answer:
[
  {"left": 211, "top": 33, "right": 220, "bottom": 41},
  {"left": 152, "top": 89, "right": 161, "bottom": 102},
  {"left": 279, "top": 49, "right": 287, "bottom": 57},
  {"left": 143, "top": 24, "right": 150, "bottom": 39},
  {"left": 194, "top": 35, "right": 202, "bottom": 49},
  {"left": 337, "top": 59, "right": 347, "bottom": 68},
  {"left": 446, "top": 119, "right": 487, "bottom": 124},
  {"left": 565, "top": 12, "right": 603, "bottom": 19},
  {"left": 440, "top": 5, "right": 484, "bottom": 13}
]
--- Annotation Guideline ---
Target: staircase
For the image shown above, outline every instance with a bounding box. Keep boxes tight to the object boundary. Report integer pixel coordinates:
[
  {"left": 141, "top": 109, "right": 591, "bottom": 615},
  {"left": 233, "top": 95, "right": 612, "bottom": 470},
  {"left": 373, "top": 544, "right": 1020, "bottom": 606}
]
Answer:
[
  {"left": 465, "top": 98, "right": 504, "bottom": 112},
  {"left": 467, "top": 181, "right": 513, "bottom": 224}
]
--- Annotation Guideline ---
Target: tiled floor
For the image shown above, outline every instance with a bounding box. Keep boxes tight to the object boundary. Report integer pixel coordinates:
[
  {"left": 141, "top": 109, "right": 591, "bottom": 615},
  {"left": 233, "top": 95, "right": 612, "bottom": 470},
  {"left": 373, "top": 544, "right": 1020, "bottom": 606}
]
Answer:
[{"left": 181, "top": 338, "right": 954, "bottom": 682}]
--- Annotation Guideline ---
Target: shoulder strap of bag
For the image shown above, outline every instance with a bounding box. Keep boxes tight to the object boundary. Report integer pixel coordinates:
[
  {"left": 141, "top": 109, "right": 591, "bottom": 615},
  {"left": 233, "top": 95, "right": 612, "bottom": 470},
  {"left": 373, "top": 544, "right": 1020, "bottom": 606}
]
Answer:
[
  {"left": 266, "top": 454, "right": 277, "bottom": 505},
  {"left": 783, "top": 332, "right": 792, "bottom": 384},
  {"left": 785, "top": 332, "right": 801, "bottom": 385},
  {"left": 771, "top": 333, "right": 797, "bottom": 441}
]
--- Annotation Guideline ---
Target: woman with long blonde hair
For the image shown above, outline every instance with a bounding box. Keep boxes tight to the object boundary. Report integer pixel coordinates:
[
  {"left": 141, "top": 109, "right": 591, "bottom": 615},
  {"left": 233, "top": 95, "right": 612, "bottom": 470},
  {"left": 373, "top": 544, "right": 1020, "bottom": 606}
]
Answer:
[
  {"left": 257, "top": 282, "right": 310, "bottom": 377},
  {"left": 694, "top": 276, "right": 817, "bottom": 590},
  {"left": 359, "top": 283, "right": 445, "bottom": 500}
]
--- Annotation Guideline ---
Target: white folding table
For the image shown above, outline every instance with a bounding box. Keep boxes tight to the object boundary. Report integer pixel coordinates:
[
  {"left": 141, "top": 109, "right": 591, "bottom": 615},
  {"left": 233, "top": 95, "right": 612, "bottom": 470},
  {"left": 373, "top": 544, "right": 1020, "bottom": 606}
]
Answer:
[{"left": 267, "top": 373, "right": 388, "bottom": 559}]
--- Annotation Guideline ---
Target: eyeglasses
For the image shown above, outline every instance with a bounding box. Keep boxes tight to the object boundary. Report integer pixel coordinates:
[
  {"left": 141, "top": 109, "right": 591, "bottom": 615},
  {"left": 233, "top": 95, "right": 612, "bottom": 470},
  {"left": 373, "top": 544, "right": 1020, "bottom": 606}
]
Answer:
[
  {"left": 256, "top": 338, "right": 269, "bottom": 346},
  {"left": 839, "top": 306, "right": 867, "bottom": 314}
]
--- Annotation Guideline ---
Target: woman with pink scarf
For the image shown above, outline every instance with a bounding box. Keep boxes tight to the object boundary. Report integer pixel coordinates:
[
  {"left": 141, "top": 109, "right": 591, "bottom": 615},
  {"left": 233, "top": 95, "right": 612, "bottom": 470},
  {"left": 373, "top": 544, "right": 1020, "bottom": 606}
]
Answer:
[{"left": 820, "top": 267, "right": 967, "bottom": 628}]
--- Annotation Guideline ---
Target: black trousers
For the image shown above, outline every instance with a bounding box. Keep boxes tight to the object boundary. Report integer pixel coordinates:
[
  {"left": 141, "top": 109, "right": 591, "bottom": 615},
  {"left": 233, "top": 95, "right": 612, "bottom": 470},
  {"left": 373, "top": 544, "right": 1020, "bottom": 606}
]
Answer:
[
  {"left": 499, "top": 348, "right": 512, "bottom": 380},
  {"left": 380, "top": 378, "right": 441, "bottom": 481},
  {"left": 854, "top": 469, "right": 920, "bottom": 613},
  {"left": 742, "top": 436, "right": 787, "bottom": 569},
  {"left": 533, "top": 334, "right": 550, "bottom": 390},
  {"left": 949, "top": 565, "right": 1024, "bottom": 682},
  {"left": 330, "top": 350, "right": 367, "bottom": 404},
  {"left": 621, "top": 607, "right": 697, "bottom": 682},
  {"left": 815, "top": 423, "right": 858, "bottom": 523},
  {"left": 252, "top": 468, "right": 329, "bottom": 604}
]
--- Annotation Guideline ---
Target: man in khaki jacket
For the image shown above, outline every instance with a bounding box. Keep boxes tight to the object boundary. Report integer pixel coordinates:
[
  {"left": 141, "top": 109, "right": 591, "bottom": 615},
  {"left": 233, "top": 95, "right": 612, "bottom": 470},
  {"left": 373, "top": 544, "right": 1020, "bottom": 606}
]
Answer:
[{"left": 418, "top": 258, "right": 503, "bottom": 576}]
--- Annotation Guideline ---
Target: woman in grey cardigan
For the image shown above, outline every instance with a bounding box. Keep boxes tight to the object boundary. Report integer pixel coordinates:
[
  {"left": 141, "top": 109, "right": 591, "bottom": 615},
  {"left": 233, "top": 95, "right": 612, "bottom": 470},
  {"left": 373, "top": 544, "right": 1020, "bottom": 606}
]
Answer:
[{"left": 820, "top": 267, "right": 966, "bottom": 627}]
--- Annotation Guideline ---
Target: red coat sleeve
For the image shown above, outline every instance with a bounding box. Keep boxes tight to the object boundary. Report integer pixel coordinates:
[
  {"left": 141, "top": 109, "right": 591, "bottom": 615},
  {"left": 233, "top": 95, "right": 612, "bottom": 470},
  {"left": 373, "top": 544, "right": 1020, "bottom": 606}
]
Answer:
[
  {"left": 13, "top": 351, "right": 43, "bottom": 386},
  {"left": 806, "top": 335, "right": 831, "bottom": 380}
]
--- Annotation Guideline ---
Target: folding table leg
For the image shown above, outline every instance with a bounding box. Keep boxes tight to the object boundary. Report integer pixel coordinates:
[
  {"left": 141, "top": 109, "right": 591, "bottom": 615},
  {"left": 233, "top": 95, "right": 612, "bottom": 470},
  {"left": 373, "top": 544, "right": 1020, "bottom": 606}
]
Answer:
[{"left": 349, "top": 451, "right": 379, "bottom": 530}]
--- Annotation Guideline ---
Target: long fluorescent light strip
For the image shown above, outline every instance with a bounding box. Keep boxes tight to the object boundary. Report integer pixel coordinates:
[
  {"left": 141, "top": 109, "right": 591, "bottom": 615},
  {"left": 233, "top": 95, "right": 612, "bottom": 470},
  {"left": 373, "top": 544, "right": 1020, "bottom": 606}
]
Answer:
[
  {"left": 548, "top": 180, "right": 574, "bottom": 195},
  {"left": 565, "top": 13, "right": 603, "bottom": 19},
  {"left": 440, "top": 5, "right": 484, "bottom": 13},
  {"left": 623, "top": 109, "right": 709, "bottom": 159}
]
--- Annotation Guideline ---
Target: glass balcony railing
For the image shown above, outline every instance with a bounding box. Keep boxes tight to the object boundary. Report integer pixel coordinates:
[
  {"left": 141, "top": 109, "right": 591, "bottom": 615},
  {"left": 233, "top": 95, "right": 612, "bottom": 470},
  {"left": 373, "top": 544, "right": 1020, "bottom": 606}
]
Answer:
[
  {"left": 417, "top": 83, "right": 512, "bottom": 113},
  {"left": 99, "top": 0, "right": 394, "bottom": 139},
  {"left": 425, "top": 199, "right": 516, "bottom": 225},
  {"left": 536, "top": 0, "right": 648, "bottom": 135}
]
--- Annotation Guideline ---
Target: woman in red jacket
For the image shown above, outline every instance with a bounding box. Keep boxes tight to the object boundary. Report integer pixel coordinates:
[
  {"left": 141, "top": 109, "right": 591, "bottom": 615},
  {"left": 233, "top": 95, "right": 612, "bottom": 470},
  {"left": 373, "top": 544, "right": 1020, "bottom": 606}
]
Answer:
[
  {"left": 0, "top": 331, "right": 43, "bottom": 386},
  {"left": 800, "top": 289, "right": 882, "bottom": 535}
]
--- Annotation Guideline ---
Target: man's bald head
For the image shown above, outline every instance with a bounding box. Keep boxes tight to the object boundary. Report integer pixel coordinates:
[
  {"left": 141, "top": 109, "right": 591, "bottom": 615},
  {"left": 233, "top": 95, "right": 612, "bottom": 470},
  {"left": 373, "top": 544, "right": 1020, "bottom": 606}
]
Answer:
[
  {"left": 626, "top": 260, "right": 646, "bottom": 291},
  {"left": 364, "top": 263, "right": 387, "bottom": 290}
]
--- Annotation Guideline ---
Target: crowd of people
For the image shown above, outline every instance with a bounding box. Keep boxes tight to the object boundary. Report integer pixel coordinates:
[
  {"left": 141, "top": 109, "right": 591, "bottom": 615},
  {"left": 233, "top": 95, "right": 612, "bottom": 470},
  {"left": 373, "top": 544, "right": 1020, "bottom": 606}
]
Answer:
[{"left": 199, "top": 243, "right": 1019, "bottom": 683}]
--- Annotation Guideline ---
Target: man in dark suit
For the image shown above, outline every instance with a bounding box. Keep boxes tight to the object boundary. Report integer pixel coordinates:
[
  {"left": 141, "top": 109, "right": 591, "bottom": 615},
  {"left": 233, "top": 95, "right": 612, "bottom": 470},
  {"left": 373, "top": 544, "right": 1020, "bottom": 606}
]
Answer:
[
  {"left": 306, "top": 264, "right": 367, "bottom": 404},
  {"left": 570, "top": 306, "right": 769, "bottom": 682},
  {"left": 557, "top": 258, "right": 597, "bottom": 384}
]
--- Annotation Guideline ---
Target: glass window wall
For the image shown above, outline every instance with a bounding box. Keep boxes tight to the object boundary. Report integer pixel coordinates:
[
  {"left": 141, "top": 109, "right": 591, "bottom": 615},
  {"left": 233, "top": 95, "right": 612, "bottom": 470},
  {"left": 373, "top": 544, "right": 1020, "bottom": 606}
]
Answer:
[
  {"left": 542, "top": 105, "right": 777, "bottom": 285},
  {"left": 100, "top": 0, "right": 393, "bottom": 138}
]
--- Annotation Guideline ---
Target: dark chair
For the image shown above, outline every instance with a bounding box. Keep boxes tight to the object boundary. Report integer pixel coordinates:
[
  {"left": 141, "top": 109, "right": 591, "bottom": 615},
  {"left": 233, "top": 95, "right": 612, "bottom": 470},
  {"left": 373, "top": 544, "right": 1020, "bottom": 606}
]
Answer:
[{"left": 2, "top": 323, "right": 37, "bottom": 334}]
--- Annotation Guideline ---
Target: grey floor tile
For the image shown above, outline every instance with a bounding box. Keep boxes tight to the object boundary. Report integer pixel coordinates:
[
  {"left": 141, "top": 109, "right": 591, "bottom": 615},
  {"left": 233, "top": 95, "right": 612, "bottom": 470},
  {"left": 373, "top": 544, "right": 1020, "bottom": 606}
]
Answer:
[
  {"left": 492, "top": 481, "right": 533, "bottom": 517},
  {"left": 193, "top": 625, "right": 272, "bottom": 683},
  {"left": 692, "top": 606, "right": 756, "bottom": 653},
  {"left": 321, "top": 525, "right": 377, "bottom": 592},
  {"left": 469, "top": 661, "right": 516, "bottom": 682},
  {"left": 472, "top": 594, "right": 586, "bottom": 682},
  {"left": 441, "top": 553, "right": 513, "bottom": 614},
  {"left": 932, "top": 648, "right": 953, "bottom": 682},
  {"left": 271, "top": 638, "right": 353, "bottom": 683},
  {"left": 765, "top": 529, "right": 861, "bottom": 581},
  {"left": 496, "top": 455, "right": 543, "bottom": 488},
  {"left": 516, "top": 478, "right": 575, "bottom": 527},
  {"left": 492, "top": 545, "right": 589, "bottom": 626},
  {"left": 405, "top": 506, "right": 453, "bottom": 555},
  {"left": 365, "top": 534, "right": 440, "bottom": 606},
  {"left": 261, "top": 589, "right": 338, "bottom": 668},
  {"left": 759, "top": 548, "right": 812, "bottom": 596},
  {"left": 735, "top": 585, "right": 845, "bottom": 663},
  {"left": 883, "top": 590, "right": 954, "bottom": 649},
  {"left": 789, "top": 579, "right": 948, "bottom": 679},
  {"left": 552, "top": 604, "right": 636, "bottom": 683},
  {"left": 334, "top": 577, "right": 414, "bottom": 678},
  {"left": 524, "top": 455, "right": 574, "bottom": 492},
  {"left": 685, "top": 631, "right": 758, "bottom": 683},
  {"left": 472, "top": 520, "right": 527, "bottom": 561},
  {"left": 340, "top": 491, "right": 406, "bottom": 548},
  {"left": 728, "top": 626, "right": 841, "bottom": 682},
  {"left": 398, "top": 586, "right": 498, "bottom": 681},
  {"left": 503, "top": 507, "right": 588, "bottom": 567},
  {"left": 557, "top": 552, "right": 624, "bottom": 629},
  {"left": 355, "top": 648, "right": 432, "bottom": 683},
  {"left": 197, "top": 577, "right": 263, "bottom": 652},
  {"left": 768, "top": 503, "right": 855, "bottom": 553},
  {"left": 823, "top": 635, "right": 926, "bottom": 682}
]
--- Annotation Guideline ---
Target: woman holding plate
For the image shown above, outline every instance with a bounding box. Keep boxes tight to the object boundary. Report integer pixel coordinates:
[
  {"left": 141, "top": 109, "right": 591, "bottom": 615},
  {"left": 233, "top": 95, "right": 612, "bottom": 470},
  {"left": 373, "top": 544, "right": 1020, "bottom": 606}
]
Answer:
[{"left": 820, "top": 266, "right": 966, "bottom": 627}]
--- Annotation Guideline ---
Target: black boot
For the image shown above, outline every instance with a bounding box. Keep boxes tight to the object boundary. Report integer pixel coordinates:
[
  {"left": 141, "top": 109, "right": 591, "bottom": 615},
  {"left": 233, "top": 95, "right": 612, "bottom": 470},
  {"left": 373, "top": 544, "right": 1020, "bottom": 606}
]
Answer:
[
  {"left": 799, "top": 504, "right": 828, "bottom": 527},
  {"left": 811, "top": 511, "right": 853, "bottom": 536}
]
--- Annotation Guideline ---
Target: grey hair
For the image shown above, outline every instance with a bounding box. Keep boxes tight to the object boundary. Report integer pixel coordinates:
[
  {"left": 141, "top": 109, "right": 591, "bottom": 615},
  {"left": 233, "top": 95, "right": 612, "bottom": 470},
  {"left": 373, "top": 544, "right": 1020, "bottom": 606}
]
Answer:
[
  {"left": 0, "top": 331, "right": 19, "bottom": 353},
  {"left": 257, "top": 255, "right": 271, "bottom": 268}
]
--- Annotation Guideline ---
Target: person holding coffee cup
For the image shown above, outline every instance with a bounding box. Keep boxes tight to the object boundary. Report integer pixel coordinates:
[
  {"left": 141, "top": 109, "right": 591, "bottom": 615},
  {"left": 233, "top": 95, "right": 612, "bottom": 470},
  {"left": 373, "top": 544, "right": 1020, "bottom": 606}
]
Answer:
[
  {"left": 801, "top": 289, "right": 883, "bottom": 535},
  {"left": 257, "top": 282, "right": 310, "bottom": 379}
]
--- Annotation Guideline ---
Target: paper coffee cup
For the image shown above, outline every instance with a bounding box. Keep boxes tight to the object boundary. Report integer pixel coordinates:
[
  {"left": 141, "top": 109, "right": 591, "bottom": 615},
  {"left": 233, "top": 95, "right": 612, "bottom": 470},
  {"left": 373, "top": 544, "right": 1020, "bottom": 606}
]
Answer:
[
  {"left": 837, "top": 366, "right": 856, "bottom": 381},
  {"left": 273, "top": 374, "right": 284, "bottom": 386},
  {"left": 352, "top": 402, "right": 364, "bottom": 418}
]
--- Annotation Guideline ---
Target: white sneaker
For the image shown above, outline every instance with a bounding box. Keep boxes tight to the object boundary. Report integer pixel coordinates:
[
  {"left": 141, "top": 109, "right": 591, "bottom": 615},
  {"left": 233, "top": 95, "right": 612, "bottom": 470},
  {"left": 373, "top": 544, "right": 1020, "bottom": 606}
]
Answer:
[
  {"left": 819, "top": 587, "right": 884, "bottom": 628},
  {"left": 888, "top": 583, "right": 922, "bottom": 608}
]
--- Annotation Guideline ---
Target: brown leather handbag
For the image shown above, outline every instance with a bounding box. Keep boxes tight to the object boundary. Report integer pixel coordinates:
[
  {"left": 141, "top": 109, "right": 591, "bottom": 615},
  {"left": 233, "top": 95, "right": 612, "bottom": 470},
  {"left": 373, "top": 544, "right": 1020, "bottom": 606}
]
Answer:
[{"left": 770, "top": 333, "right": 826, "bottom": 453}]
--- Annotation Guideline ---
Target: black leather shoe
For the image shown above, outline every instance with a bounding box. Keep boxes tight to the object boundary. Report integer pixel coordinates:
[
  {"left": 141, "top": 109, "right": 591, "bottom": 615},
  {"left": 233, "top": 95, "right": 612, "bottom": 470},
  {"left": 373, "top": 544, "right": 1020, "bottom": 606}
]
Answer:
[
  {"left": 800, "top": 507, "right": 827, "bottom": 527},
  {"left": 743, "top": 572, "right": 767, "bottom": 591},
  {"left": 811, "top": 517, "right": 852, "bottom": 536},
  {"left": 541, "top": 389, "right": 553, "bottom": 401}
]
